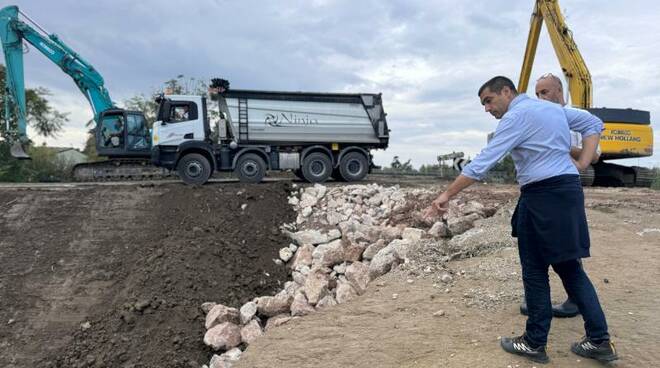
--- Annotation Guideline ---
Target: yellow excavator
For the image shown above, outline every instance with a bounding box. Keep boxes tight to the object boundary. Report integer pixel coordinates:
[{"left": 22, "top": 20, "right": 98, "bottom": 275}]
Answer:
[{"left": 518, "top": 0, "right": 654, "bottom": 187}]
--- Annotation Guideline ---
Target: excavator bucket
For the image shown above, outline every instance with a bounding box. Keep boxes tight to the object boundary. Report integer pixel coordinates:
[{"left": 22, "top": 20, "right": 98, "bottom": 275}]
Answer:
[{"left": 10, "top": 141, "right": 30, "bottom": 159}]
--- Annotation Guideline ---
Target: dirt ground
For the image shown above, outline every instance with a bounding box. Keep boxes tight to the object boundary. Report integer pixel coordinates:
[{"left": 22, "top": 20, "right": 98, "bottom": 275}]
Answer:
[
  {"left": 0, "top": 181, "right": 295, "bottom": 368},
  {"left": 236, "top": 185, "right": 660, "bottom": 368},
  {"left": 1, "top": 177, "right": 659, "bottom": 368}
]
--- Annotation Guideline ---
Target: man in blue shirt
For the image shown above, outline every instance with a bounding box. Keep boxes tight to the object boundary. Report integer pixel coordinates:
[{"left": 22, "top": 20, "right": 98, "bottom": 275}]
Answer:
[{"left": 423, "top": 76, "right": 617, "bottom": 364}]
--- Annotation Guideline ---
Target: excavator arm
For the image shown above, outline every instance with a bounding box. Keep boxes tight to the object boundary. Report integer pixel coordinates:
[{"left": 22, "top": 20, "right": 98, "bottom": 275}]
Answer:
[
  {"left": 0, "top": 5, "right": 114, "bottom": 158},
  {"left": 517, "top": 0, "right": 592, "bottom": 108}
]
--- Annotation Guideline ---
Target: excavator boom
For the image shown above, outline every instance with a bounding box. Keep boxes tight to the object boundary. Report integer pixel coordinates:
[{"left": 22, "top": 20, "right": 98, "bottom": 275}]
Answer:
[{"left": 517, "top": 0, "right": 653, "bottom": 187}]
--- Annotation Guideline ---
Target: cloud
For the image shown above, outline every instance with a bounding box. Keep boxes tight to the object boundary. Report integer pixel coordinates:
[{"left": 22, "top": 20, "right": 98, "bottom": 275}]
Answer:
[{"left": 9, "top": 0, "right": 660, "bottom": 168}]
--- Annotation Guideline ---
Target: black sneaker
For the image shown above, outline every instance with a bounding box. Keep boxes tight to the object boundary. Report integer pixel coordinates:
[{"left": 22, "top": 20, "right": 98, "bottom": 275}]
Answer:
[
  {"left": 571, "top": 337, "right": 618, "bottom": 363},
  {"left": 500, "top": 334, "right": 550, "bottom": 364},
  {"left": 552, "top": 298, "right": 580, "bottom": 318}
]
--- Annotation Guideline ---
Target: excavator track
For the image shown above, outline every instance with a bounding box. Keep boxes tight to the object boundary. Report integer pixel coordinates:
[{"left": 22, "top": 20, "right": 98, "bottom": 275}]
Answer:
[
  {"left": 72, "top": 159, "right": 173, "bottom": 181},
  {"left": 632, "top": 166, "right": 655, "bottom": 188},
  {"left": 579, "top": 165, "right": 596, "bottom": 187}
]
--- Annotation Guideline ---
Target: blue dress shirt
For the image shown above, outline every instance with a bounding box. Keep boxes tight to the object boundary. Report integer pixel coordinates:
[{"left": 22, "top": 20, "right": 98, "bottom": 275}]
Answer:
[{"left": 462, "top": 94, "right": 603, "bottom": 186}]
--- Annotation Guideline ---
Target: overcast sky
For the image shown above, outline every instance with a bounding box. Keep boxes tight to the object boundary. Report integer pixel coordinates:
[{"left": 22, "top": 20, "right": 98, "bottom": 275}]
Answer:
[{"left": 9, "top": 0, "right": 660, "bottom": 168}]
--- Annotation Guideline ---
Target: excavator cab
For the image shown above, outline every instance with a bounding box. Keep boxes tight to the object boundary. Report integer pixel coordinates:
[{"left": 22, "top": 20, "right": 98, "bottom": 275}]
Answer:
[{"left": 95, "top": 109, "right": 151, "bottom": 157}]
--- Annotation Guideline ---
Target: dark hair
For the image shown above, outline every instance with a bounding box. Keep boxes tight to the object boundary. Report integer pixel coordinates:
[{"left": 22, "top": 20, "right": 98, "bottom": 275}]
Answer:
[{"left": 478, "top": 76, "right": 517, "bottom": 96}]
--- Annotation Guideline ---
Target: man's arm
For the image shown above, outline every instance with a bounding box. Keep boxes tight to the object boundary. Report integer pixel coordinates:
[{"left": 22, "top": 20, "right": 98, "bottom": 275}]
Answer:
[
  {"left": 423, "top": 112, "right": 526, "bottom": 219},
  {"left": 570, "top": 146, "right": 600, "bottom": 164},
  {"left": 423, "top": 175, "right": 476, "bottom": 219},
  {"left": 574, "top": 133, "right": 600, "bottom": 170}
]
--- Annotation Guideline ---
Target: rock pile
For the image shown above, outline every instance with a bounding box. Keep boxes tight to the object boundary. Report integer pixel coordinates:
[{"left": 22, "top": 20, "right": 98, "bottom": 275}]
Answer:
[{"left": 202, "top": 183, "right": 500, "bottom": 368}]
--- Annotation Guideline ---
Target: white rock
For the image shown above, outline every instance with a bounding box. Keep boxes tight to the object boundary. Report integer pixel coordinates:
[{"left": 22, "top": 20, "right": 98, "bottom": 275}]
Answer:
[
  {"left": 240, "top": 319, "right": 263, "bottom": 345},
  {"left": 288, "top": 243, "right": 298, "bottom": 252},
  {"left": 428, "top": 222, "right": 450, "bottom": 238},
  {"left": 447, "top": 213, "right": 481, "bottom": 236},
  {"left": 333, "top": 262, "right": 348, "bottom": 274},
  {"left": 264, "top": 314, "right": 293, "bottom": 331},
  {"left": 362, "top": 239, "right": 387, "bottom": 260},
  {"left": 345, "top": 261, "right": 370, "bottom": 295},
  {"left": 368, "top": 240, "right": 407, "bottom": 280},
  {"left": 316, "top": 294, "right": 338, "bottom": 309},
  {"left": 201, "top": 302, "right": 217, "bottom": 314},
  {"left": 335, "top": 278, "right": 358, "bottom": 304},
  {"left": 279, "top": 247, "right": 294, "bottom": 262},
  {"left": 209, "top": 347, "right": 242, "bottom": 368},
  {"left": 303, "top": 270, "right": 330, "bottom": 305},
  {"left": 290, "top": 291, "right": 316, "bottom": 316},
  {"left": 292, "top": 270, "right": 307, "bottom": 285},
  {"left": 312, "top": 239, "right": 345, "bottom": 267},
  {"left": 239, "top": 302, "right": 257, "bottom": 325},
  {"left": 288, "top": 230, "right": 334, "bottom": 245},
  {"left": 301, "top": 206, "right": 313, "bottom": 217},
  {"left": 291, "top": 244, "right": 314, "bottom": 269},
  {"left": 205, "top": 304, "right": 241, "bottom": 329},
  {"left": 441, "top": 273, "right": 453, "bottom": 283},
  {"left": 288, "top": 196, "right": 300, "bottom": 206},
  {"left": 299, "top": 192, "right": 318, "bottom": 208},
  {"left": 255, "top": 294, "right": 293, "bottom": 317},
  {"left": 204, "top": 322, "right": 242, "bottom": 351},
  {"left": 402, "top": 227, "right": 425, "bottom": 242}
]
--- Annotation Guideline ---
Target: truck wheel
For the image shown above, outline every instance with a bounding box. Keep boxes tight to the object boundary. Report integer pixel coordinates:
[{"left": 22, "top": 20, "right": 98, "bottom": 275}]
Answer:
[
  {"left": 302, "top": 152, "right": 332, "bottom": 183},
  {"left": 235, "top": 153, "right": 266, "bottom": 183},
  {"left": 339, "top": 151, "right": 368, "bottom": 182},
  {"left": 177, "top": 153, "right": 211, "bottom": 185}
]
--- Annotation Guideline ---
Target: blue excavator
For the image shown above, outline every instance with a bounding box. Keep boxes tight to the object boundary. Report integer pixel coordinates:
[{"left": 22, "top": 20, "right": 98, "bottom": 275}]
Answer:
[{"left": 0, "top": 5, "right": 161, "bottom": 180}]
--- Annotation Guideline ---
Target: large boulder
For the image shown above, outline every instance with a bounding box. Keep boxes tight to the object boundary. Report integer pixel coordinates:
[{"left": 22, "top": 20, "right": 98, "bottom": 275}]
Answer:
[
  {"left": 447, "top": 213, "right": 481, "bottom": 236},
  {"left": 362, "top": 239, "right": 387, "bottom": 260},
  {"left": 402, "top": 227, "right": 425, "bottom": 242},
  {"left": 288, "top": 229, "right": 340, "bottom": 246},
  {"left": 240, "top": 319, "right": 263, "bottom": 345},
  {"left": 302, "top": 270, "right": 330, "bottom": 305},
  {"left": 255, "top": 294, "right": 293, "bottom": 317},
  {"left": 335, "top": 278, "right": 358, "bottom": 304},
  {"left": 428, "top": 222, "right": 450, "bottom": 238},
  {"left": 264, "top": 314, "right": 293, "bottom": 331},
  {"left": 290, "top": 291, "right": 315, "bottom": 316},
  {"left": 239, "top": 302, "right": 257, "bottom": 325},
  {"left": 209, "top": 348, "right": 242, "bottom": 368},
  {"left": 345, "top": 261, "right": 370, "bottom": 295},
  {"left": 204, "top": 322, "right": 241, "bottom": 351},
  {"left": 368, "top": 240, "right": 408, "bottom": 280},
  {"left": 291, "top": 244, "right": 314, "bottom": 269},
  {"left": 312, "top": 239, "right": 346, "bottom": 267},
  {"left": 205, "top": 304, "right": 240, "bottom": 330}
]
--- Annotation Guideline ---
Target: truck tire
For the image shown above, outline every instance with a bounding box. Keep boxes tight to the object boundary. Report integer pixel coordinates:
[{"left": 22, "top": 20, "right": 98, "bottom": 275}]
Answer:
[
  {"left": 235, "top": 153, "right": 266, "bottom": 183},
  {"left": 301, "top": 152, "right": 332, "bottom": 183},
  {"left": 177, "top": 153, "right": 211, "bottom": 185},
  {"left": 339, "top": 151, "right": 368, "bottom": 182}
]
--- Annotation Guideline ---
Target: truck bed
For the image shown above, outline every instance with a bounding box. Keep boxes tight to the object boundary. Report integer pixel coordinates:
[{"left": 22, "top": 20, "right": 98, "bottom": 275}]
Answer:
[{"left": 221, "top": 89, "right": 389, "bottom": 147}]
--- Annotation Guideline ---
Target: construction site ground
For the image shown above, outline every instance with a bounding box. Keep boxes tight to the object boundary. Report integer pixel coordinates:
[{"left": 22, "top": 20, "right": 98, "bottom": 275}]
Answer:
[{"left": 1, "top": 175, "right": 659, "bottom": 368}]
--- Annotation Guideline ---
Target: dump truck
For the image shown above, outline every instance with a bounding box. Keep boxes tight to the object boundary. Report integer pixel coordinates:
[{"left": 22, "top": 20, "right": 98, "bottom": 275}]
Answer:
[{"left": 151, "top": 85, "right": 390, "bottom": 184}]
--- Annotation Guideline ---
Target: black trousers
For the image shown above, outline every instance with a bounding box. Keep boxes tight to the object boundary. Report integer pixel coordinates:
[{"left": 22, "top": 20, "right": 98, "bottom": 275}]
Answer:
[{"left": 513, "top": 175, "right": 609, "bottom": 346}]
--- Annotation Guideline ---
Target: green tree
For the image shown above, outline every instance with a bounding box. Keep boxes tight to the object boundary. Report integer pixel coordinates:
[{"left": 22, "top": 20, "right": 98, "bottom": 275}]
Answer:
[{"left": 1, "top": 64, "right": 69, "bottom": 181}]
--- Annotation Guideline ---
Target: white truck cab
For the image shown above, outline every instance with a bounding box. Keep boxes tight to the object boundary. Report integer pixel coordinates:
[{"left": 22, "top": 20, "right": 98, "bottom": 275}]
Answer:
[{"left": 152, "top": 95, "right": 207, "bottom": 148}]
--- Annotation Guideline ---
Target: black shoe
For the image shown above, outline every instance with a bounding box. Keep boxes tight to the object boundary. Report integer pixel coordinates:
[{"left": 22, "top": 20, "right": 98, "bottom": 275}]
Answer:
[
  {"left": 520, "top": 301, "right": 528, "bottom": 316},
  {"left": 552, "top": 298, "right": 580, "bottom": 318},
  {"left": 571, "top": 336, "right": 618, "bottom": 363},
  {"left": 500, "top": 334, "right": 550, "bottom": 364}
]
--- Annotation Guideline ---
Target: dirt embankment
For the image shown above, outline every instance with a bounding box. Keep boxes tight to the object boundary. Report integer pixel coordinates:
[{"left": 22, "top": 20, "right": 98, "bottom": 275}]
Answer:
[{"left": 0, "top": 182, "right": 294, "bottom": 368}]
